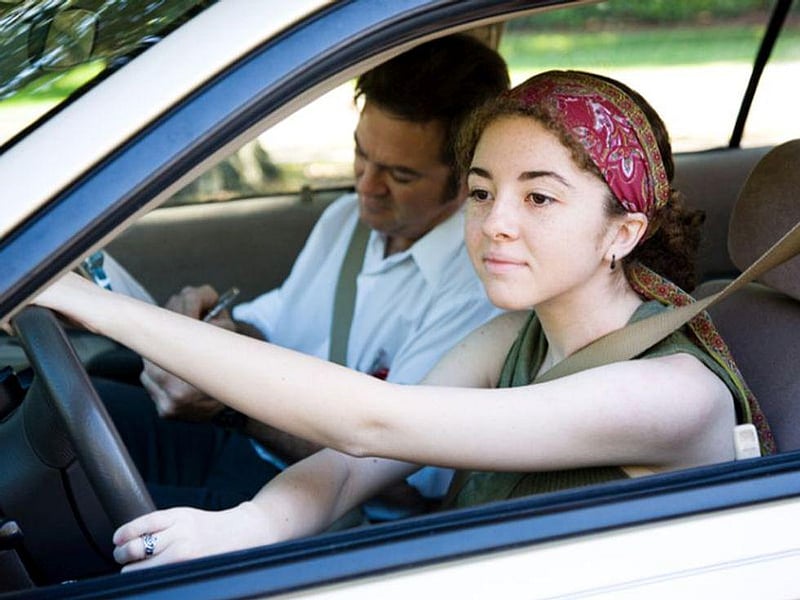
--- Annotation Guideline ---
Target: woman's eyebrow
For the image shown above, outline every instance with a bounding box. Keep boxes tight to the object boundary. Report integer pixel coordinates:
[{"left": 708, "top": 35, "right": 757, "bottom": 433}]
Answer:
[
  {"left": 467, "top": 166, "right": 572, "bottom": 188},
  {"left": 467, "top": 166, "right": 491, "bottom": 179},
  {"left": 519, "top": 170, "right": 572, "bottom": 187}
]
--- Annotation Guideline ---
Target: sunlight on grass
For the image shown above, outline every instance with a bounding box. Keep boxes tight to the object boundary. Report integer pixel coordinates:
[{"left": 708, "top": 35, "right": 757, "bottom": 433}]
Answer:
[
  {"left": 499, "top": 25, "right": 796, "bottom": 71},
  {"left": 1, "top": 61, "right": 105, "bottom": 105}
]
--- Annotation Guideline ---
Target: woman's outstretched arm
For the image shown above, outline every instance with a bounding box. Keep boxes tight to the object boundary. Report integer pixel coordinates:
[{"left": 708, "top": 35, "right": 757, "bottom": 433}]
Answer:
[{"left": 33, "top": 274, "right": 735, "bottom": 473}]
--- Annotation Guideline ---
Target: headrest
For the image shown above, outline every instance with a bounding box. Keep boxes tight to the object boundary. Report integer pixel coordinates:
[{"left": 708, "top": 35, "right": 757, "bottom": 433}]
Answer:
[{"left": 729, "top": 139, "right": 800, "bottom": 301}]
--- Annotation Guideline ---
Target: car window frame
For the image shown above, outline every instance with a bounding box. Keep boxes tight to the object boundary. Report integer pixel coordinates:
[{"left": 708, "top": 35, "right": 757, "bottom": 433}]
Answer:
[
  {"left": 34, "top": 453, "right": 800, "bottom": 598},
  {"left": 3, "top": 0, "right": 800, "bottom": 596},
  {"left": 730, "top": 0, "right": 795, "bottom": 147}
]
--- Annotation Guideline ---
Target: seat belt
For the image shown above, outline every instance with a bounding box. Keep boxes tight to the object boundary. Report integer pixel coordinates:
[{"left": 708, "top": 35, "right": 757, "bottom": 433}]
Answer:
[
  {"left": 327, "top": 220, "right": 433, "bottom": 523},
  {"left": 444, "top": 219, "right": 800, "bottom": 507},
  {"left": 537, "top": 218, "right": 800, "bottom": 383},
  {"left": 239, "top": 220, "right": 370, "bottom": 472},
  {"left": 329, "top": 220, "right": 371, "bottom": 366}
]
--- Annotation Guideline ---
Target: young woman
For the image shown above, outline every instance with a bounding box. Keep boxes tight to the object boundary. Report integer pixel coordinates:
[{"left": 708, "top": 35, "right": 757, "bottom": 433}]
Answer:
[{"left": 30, "top": 70, "right": 772, "bottom": 570}]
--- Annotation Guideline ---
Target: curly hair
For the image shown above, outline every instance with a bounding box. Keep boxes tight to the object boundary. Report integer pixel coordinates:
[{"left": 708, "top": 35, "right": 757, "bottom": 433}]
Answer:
[{"left": 455, "top": 74, "right": 704, "bottom": 291}]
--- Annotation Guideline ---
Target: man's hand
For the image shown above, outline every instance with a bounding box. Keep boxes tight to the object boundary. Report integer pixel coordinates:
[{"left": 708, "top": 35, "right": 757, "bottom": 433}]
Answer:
[
  {"left": 140, "top": 285, "right": 236, "bottom": 421},
  {"left": 140, "top": 359, "right": 224, "bottom": 420}
]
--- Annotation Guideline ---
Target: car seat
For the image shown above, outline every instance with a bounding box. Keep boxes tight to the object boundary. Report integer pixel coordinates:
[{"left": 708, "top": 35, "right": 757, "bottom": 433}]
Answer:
[{"left": 694, "top": 139, "right": 800, "bottom": 452}]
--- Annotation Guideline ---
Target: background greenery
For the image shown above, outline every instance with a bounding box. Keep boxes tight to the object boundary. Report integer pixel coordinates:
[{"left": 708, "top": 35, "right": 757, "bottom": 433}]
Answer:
[
  {"left": 508, "top": 0, "right": 785, "bottom": 29},
  {"left": 500, "top": 24, "right": 800, "bottom": 70},
  {"left": 501, "top": 0, "right": 799, "bottom": 70}
]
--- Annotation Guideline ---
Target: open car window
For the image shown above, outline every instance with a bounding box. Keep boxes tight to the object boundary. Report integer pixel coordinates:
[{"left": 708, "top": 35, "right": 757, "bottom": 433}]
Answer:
[
  {"left": 2, "top": 0, "right": 800, "bottom": 597},
  {"left": 165, "top": 0, "right": 799, "bottom": 208}
]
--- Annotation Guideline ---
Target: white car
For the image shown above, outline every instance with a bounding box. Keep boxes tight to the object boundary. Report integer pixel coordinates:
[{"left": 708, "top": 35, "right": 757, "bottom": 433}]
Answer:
[{"left": 1, "top": 0, "right": 799, "bottom": 598}]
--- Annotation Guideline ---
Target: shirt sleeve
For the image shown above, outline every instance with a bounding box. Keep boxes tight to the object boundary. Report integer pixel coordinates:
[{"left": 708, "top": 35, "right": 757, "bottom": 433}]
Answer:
[
  {"left": 232, "top": 194, "right": 357, "bottom": 340},
  {"left": 386, "top": 291, "right": 503, "bottom": 385}
]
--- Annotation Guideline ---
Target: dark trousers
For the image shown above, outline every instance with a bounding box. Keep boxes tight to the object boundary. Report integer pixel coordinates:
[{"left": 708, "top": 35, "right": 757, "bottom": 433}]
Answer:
[{"left": 93, "top": 378, "right": 280, "bottom": 511}]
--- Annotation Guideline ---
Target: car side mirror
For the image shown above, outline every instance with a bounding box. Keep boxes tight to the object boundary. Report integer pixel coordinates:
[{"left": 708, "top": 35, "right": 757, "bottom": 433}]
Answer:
[{"left": 29, "top": 8, "right": 98, "bottom": 70}]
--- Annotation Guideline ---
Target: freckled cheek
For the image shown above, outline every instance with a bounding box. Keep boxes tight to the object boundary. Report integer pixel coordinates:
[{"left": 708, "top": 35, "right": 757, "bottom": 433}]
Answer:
[{"left": 464, "top": 219, "right": 485, "bottom": 270}]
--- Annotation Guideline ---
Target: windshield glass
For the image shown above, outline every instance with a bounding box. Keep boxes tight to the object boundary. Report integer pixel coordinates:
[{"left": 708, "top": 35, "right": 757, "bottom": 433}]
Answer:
[{"left": 0, "top": 0, "right": 217, "bottom": 149}]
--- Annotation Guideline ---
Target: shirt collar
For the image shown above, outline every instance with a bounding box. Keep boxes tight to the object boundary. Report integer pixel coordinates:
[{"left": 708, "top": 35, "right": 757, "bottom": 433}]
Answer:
[{"left": 363, "top": 206, "right": 466, "bottom": 285}]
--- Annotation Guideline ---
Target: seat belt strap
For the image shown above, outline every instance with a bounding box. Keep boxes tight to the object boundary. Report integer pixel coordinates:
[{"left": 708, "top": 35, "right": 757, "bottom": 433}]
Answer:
[
  {"left": 329, "top": 220, "right": 371, "bottom": 366},
  {"left": 537, "top": 218, "right": 800, "bottom": 383},
  {"left": 444, "top": 218, "right": 800, "bottom": 508}
]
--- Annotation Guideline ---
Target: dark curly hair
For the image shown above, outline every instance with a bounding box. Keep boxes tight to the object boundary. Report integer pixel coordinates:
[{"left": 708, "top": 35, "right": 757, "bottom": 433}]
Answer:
[{"left": 456, "top": 72, "right": 704, "bottom": 291}]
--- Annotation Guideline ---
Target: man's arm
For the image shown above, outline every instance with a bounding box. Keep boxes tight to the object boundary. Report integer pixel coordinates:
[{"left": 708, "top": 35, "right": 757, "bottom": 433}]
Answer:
[{"left": 243, "top": 419, "right": 322, "bottom": 464}]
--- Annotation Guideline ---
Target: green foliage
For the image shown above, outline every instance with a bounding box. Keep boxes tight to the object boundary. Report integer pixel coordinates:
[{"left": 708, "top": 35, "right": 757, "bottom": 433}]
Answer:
[
  {"left": 508, "top": 0, "right": 775, "bottom": 31},
  {"left": 500, "top": 25, "right": 776, "bottom": 70}
]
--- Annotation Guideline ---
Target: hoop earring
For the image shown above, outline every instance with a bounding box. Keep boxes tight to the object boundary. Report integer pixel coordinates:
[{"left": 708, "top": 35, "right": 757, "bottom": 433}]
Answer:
[{"left": 610, "top": 254, "right": 616, "bottom": 271}]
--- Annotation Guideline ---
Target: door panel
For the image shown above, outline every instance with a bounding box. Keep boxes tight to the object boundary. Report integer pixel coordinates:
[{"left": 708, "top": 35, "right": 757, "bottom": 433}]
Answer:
[{"left": 106, "top": 191, "right": 342, "bottom": 305}]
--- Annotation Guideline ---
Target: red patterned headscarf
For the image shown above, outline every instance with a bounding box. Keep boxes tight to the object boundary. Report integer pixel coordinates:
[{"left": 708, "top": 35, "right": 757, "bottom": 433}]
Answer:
[{"left": 506, "top": 71, "right": 670, "bottom": 230}]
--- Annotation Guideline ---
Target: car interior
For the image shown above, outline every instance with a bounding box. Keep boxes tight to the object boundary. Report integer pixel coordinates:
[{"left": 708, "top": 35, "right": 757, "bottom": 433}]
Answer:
[
  {"left": 695, "top": 139, "right": 800, "bottom": 453},
  {"left": 1, "top": 0, "right": 799, "bottom": 594}
]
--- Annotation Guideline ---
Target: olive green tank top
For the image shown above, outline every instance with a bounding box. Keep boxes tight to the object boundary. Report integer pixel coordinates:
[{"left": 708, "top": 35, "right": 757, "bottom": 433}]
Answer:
[{"left": 445, "top": 301, "right": 744, "bottom": 510}]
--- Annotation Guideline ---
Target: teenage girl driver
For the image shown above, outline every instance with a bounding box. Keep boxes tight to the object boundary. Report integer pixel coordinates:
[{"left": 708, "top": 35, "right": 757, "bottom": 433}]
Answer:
[{"left": 30, "top": 70, "right": 773, "bottom": 570}]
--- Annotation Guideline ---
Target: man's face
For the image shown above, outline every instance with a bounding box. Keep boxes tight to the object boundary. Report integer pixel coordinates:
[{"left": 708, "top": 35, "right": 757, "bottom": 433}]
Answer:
[{"left": 353, "top": 101, "right": 461, "bottom": 254}]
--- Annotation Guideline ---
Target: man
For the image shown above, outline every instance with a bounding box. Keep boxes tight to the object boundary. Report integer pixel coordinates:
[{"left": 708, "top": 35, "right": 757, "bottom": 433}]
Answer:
[{"left": 100, "top": 34, "right": 510, "bottom": 513}]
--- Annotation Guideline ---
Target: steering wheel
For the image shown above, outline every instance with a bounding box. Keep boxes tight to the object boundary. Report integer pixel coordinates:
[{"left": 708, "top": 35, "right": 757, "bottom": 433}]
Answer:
[{"left": 2, "top": 306, "right": 154, "bottom": 582}]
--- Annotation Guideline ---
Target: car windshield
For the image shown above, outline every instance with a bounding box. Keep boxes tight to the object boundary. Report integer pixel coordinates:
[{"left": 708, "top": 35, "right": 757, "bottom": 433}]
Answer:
[{"left": 0, "top": 0, "right": 217, "bottom": 150}]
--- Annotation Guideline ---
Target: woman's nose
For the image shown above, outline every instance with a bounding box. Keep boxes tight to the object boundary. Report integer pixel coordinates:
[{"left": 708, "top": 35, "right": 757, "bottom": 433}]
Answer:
[{"left": 481, "top": 196, "right": 519, "bottom": 241}]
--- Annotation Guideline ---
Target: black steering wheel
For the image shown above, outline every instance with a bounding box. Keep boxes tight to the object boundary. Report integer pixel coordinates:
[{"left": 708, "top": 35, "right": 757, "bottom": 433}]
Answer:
[{"left": 0, "top": 306, "right": 154, "bottom": 583}]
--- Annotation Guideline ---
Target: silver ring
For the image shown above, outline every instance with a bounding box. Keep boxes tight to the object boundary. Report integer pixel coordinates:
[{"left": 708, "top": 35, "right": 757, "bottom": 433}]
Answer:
[{"left": 141, "top": 533, "right": 157, "bottom": 557}]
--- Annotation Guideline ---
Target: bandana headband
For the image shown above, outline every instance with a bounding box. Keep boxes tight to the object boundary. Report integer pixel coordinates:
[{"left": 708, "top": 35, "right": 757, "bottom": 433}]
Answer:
[{"left": 507, "top": 71, "right": 670, "bottom": 221}]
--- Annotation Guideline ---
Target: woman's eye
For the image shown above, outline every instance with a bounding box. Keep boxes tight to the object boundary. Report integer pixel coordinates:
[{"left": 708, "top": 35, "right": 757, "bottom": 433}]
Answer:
[
  {"left": 527, "top": 193, "right": 553, "bottom": 206},
  {"left": 468, "top": 188, "right": 491, "bottom": 202}
]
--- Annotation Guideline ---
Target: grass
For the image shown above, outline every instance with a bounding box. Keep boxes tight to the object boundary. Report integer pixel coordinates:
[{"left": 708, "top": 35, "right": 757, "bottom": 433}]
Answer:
[
  {"left": 500, "top": 24, "right": 800, "bottom": 71},
  {"left": 1, "top": 61, "right": 105, "bottom": 105}
]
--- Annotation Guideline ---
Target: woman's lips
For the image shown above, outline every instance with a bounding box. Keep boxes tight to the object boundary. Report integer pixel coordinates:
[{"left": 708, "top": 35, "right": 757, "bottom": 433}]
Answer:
[{"left": 483, "top": 253, "right": 527, "bottom": 274}]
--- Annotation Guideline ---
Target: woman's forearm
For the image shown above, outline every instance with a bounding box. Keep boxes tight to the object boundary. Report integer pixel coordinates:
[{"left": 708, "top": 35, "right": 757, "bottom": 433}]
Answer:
[
  {"left": 247, "top": 450, "right": 358, "bottom": 542},
  {"left": 247, "top": 450, "right": 415, "bottom": 542},
  {"left": 111, "top": 449, "right": 417, "bottom": 567},
  {"left": 33, "top": 275, "right": 393, "bottom": 453},
  {"left": 34, "top": 276, "right": 516, "bottom": 470},
  {"left": 33, "top": 275, "right": 727, "bottom": 475}
]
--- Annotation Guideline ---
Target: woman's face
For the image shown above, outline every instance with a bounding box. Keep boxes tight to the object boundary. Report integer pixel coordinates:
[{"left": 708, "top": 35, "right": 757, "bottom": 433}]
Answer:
[{"left": 464, "top": 115, "right": 618, "bottom": 311}]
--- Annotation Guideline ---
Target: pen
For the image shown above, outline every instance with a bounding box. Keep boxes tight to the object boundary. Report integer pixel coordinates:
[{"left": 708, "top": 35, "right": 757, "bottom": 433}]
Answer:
[
  {"left": 203, "top": 287, "right": 240, "bottom": 322},
  {"left": 78, "top": 251, "right": 113, "bottom": 291}
]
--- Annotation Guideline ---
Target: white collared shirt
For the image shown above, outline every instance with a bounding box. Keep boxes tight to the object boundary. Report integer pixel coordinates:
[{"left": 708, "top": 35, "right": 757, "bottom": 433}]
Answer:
[{"left": 234, "top": 193, "right": 503, "bottom": 497}]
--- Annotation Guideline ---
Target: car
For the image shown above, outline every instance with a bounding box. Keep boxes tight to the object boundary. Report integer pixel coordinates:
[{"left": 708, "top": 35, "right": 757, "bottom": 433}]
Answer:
[{"left": 1, "top": 0, "right": 800, "bottom": 597}]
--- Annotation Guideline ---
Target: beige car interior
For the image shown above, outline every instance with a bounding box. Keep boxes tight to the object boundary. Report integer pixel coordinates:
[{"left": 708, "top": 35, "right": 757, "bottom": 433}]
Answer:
[{"left": 695, "top": 139, "right": 800, "bottom": 452}]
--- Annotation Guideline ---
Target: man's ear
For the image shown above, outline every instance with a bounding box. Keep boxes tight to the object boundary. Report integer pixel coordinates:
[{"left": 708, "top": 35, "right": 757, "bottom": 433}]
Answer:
[{"left": 607, "top": 212, "right": 648, "bottom": 263}]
